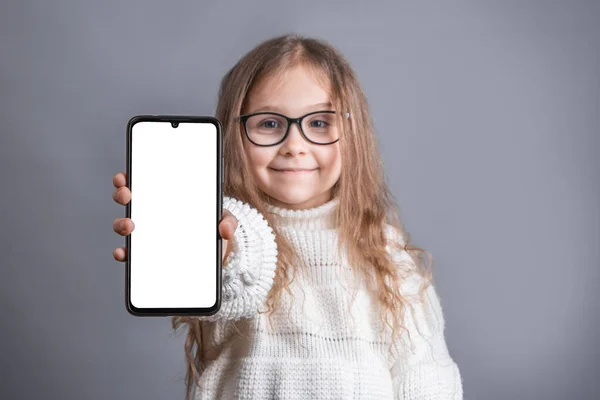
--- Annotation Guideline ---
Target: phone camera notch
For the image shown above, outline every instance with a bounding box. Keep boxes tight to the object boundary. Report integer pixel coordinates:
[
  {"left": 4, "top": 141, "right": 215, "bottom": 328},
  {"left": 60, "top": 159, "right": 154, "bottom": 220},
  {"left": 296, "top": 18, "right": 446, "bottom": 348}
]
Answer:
[{"left": 171, "top": 122, "right": 179, "bottom": 128}]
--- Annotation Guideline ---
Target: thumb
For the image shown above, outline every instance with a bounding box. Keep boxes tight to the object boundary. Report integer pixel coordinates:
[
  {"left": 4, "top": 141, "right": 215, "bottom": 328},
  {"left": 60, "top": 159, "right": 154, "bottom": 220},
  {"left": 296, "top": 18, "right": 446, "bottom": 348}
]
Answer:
[{"left": 219, "top": 210, "right": 238, "bottom": 241}]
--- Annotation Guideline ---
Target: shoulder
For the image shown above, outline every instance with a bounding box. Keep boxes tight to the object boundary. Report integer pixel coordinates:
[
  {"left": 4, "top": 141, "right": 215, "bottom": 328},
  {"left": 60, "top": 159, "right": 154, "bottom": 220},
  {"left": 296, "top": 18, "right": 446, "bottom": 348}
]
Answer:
[
  {"left": 382, "top": 228, "right": 448, "bottom": 337},
  {"left": 383, "top": 223, "right": 406, "bottom": 247},
  {"left": 383, "top": 223, "right": 413, "bottom": 271},
  {"left": 383, "top": 223, "right": 432, "bottom": 297}
]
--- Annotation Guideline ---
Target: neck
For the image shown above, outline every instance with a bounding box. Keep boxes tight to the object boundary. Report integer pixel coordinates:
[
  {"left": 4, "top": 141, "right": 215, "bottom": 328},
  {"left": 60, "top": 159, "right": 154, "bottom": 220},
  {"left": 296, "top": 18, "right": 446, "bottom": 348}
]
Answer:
[{"left": 265, "top": 190, "right": 333, "bottom": 210}]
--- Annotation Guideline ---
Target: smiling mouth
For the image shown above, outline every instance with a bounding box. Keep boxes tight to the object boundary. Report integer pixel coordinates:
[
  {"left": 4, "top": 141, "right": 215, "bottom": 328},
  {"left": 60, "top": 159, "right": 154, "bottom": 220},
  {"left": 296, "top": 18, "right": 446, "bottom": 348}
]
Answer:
[{"left": 269, "top": 168, "right": 318, "bottom": 174}]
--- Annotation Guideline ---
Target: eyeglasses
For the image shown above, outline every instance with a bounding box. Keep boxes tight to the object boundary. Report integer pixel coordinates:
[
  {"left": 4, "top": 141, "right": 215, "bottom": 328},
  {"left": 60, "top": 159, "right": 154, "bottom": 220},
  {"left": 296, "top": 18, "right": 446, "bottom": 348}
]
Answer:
[{"left": 237, "top": 110, "right": 343, "bottom": 147}]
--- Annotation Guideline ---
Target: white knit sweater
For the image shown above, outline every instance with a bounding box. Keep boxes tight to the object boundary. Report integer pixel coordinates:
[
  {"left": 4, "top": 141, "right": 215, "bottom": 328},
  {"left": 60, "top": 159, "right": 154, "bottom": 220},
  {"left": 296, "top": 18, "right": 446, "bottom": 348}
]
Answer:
[{"left": 193, "top": 196, "right": 463, "bottom": 399}]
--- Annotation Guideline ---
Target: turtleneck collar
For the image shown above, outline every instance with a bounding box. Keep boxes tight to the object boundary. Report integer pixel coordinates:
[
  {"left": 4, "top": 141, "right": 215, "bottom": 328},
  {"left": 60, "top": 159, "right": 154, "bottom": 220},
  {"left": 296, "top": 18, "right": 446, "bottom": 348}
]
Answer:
[{"left": 265, "top": 197, "right": 340, "bottom": 230}]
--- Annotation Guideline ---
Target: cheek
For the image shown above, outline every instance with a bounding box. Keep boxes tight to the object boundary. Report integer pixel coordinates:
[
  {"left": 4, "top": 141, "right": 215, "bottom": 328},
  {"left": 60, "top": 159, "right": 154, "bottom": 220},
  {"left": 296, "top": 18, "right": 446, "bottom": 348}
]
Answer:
[
  {"left": 245, "top": 146, "right": 276, "bottom": 171},
  {"left": 318, "top": 147, "right": 342, "bottom": 174}
]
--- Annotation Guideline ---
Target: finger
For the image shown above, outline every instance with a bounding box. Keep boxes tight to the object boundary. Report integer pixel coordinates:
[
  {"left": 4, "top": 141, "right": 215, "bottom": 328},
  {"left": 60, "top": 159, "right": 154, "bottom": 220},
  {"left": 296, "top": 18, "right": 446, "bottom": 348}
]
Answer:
[
  {"left": 113, "top": 172, "right": 127, "bottom": 188},
  {"left": 113, "top": 186, "right": 131, "bottom": 205},
  {"left": 113, "top": 218, "right": 135, "bottom": 236},
  {"left": 219, "top": 215, "right": 238, "bottom": 239},
  {"left": 219, "top": 219, "right": 233, "bottom": 240},
  {"left": 113, "top": 246, "right": 127, "bottom": 262},
  {"left": 221, "top": 210, "right": 238, "bottom": 229},
  {"left": 224, "top": 214, "right": 238, "bottom": 232}
]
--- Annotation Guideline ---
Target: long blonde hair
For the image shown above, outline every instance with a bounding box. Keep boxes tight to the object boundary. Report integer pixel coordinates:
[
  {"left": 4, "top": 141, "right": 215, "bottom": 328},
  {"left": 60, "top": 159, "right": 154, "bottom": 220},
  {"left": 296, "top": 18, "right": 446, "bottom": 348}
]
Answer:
[{"left": 172, "top": 33, "right": 435, "bottom": 400}]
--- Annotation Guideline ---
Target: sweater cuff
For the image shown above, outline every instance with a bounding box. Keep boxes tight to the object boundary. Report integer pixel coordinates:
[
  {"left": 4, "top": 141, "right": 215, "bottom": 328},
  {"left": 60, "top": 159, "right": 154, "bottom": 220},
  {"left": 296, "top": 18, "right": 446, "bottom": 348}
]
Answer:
[
  {"left": 200, "top": 196, "right": 278, "bottom": 322},
  {"left": 394, "top": 359, "right": 463, "bottom": 400}
]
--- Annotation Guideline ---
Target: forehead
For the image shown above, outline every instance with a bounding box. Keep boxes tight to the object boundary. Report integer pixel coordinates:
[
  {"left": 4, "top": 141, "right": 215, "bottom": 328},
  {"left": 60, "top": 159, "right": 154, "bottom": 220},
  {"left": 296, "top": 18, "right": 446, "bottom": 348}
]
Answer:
[{"left": 245, "top": 65, "right": 332, "bottom": 113}]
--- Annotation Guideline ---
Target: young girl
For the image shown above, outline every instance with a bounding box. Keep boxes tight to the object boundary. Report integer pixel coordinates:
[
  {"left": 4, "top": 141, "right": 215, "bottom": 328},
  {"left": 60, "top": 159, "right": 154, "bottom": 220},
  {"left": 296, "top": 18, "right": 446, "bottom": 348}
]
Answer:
[{"left": 113, "top": 34, "right": 463, "bottom": 400}]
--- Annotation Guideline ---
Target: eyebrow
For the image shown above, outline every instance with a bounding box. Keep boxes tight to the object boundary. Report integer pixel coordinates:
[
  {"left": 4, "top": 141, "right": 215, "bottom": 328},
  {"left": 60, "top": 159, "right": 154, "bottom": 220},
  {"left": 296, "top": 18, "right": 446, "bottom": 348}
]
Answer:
[{"left": 249, "top": 102, "right": 333, "bottom": 114}]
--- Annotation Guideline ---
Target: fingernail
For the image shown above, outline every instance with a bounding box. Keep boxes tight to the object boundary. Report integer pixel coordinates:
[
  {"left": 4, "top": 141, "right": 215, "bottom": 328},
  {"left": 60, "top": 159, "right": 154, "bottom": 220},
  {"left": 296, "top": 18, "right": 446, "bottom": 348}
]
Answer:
[{"left": 120, "top": 220, "right": 126, "bottom": 231}]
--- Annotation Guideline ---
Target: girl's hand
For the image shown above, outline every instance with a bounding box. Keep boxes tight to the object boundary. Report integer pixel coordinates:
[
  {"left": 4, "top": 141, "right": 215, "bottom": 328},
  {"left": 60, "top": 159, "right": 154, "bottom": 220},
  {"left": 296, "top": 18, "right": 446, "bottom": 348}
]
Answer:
[{"left": 111, "top": 172, "right": 238, "bottom": 265}]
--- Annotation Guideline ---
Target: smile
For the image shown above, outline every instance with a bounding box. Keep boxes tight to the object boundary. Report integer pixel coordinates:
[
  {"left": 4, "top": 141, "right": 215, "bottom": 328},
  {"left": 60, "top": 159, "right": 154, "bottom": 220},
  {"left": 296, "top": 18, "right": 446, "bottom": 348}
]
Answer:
[{"left": 270, "top": 168, "right": 318, "bottom": 174}]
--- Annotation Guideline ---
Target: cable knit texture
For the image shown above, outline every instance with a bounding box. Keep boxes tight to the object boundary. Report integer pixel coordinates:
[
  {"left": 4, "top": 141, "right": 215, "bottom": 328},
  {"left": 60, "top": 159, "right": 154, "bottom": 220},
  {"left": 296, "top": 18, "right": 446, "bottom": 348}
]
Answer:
[
  {"left": 197, "top": 196, "right": 278, "bottom": 322},
  {"left": 194, "top": 196, "right": 463, "bottom": 399}
]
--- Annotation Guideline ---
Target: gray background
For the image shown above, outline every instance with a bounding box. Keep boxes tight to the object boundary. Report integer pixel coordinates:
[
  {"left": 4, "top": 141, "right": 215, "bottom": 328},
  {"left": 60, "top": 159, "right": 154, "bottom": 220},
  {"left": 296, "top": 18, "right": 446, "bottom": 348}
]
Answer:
[{"left": 1, "top": 0, "right": 598, "bottom": 399}]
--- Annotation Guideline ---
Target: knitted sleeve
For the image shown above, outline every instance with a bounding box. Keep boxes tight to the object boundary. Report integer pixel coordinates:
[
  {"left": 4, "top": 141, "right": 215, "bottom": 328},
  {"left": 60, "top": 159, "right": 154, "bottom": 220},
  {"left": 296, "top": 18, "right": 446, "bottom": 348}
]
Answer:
[
  {"left": 385, "top": 225, "right": 464, "bottom": 399},
  {"left": 198, "top": 196, "right": 278, "bottom": 322}
]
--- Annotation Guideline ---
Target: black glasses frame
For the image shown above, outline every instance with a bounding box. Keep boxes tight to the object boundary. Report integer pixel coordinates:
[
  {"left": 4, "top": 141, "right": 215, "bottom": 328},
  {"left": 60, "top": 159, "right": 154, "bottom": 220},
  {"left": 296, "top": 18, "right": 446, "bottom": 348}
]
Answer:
[{"left": 237, "top": 110, "right": 341, "bottom": 147}]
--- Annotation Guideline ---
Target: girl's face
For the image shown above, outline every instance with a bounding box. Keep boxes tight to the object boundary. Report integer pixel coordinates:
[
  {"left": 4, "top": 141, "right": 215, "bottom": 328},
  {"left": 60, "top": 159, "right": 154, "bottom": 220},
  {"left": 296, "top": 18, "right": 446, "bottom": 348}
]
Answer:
[{"left": 242, "top": 66, "right": 342, "bottom": 210}]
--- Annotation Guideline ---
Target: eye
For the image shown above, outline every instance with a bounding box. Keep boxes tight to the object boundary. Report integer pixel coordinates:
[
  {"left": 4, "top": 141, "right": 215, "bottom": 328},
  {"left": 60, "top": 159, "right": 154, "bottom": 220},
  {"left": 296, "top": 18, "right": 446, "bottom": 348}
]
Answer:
[
  {"left": 260, "top": 119, "right": 280, "bottom": 129},
  {"left": 309, "top": 119, "right": 329, "bottom": 128}
]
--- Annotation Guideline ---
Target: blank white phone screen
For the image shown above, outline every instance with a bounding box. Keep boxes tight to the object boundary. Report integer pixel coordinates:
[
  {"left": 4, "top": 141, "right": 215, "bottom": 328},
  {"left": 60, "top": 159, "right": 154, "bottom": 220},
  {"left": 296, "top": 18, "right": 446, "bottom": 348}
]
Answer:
[{"left": 130, "top": 121, "right": 218, "bottom": 309}]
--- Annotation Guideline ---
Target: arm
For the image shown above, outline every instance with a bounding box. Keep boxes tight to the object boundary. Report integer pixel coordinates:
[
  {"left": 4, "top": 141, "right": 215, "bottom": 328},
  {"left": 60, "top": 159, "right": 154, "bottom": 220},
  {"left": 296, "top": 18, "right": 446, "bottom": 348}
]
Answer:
[
  {"left": 198, "top": 196, "right": 278, "bottom": 322},
  {"left": 385, "top": 225, "right": 463, "bottom": 399},
  {"left": 390, "top": 280, "right": 464, "bottom": 399}
]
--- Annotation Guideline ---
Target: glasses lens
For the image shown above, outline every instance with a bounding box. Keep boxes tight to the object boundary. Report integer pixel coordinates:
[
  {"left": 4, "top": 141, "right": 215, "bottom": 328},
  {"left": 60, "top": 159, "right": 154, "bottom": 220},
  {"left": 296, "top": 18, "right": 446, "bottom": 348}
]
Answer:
[
  {"left": 302, "top": 112, "right": 339, "bottom": 144},
  {"left": 245, "top": 113, "right": 288, "bottom": 145}
]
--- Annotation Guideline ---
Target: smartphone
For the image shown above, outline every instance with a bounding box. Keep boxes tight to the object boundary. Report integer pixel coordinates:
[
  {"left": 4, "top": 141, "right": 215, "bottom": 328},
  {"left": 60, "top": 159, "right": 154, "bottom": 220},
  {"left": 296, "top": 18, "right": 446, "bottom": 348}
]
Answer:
[{"left": 125, "top": 115, "right": 223, "bottom": 317}]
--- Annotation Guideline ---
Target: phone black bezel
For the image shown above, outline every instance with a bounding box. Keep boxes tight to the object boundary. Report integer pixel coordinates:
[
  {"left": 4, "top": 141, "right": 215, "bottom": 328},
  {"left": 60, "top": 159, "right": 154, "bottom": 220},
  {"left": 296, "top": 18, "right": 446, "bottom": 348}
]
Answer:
[{"left": 125, "top": 115, "right": 223, "bottom": 317}]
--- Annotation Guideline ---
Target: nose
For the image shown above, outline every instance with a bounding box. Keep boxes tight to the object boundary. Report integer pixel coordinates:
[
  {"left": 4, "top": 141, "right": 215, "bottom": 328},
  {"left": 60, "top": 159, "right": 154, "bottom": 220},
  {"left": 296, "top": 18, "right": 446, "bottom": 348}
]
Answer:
[{"left": 279, "top": 122, "right": 307, "bottom": 154}]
